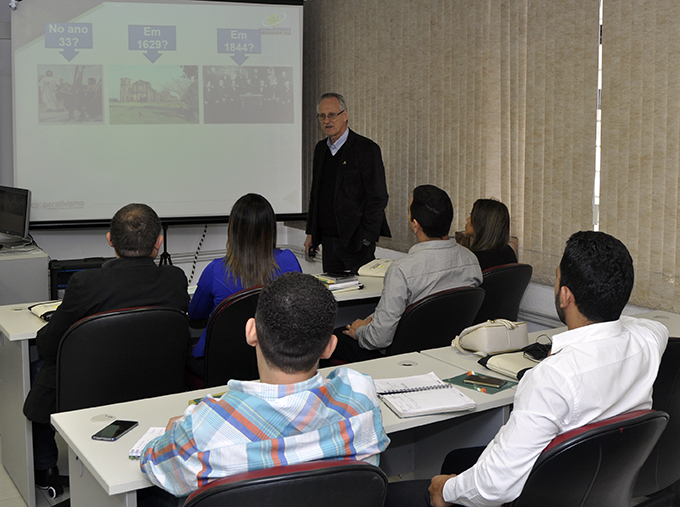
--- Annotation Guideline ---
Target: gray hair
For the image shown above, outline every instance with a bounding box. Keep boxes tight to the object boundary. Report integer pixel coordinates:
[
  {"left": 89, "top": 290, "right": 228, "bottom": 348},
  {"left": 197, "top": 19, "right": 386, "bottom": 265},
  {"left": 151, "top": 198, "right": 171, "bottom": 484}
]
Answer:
[{"left": 318, "top": 92, "right": 347, "bottom": 112}]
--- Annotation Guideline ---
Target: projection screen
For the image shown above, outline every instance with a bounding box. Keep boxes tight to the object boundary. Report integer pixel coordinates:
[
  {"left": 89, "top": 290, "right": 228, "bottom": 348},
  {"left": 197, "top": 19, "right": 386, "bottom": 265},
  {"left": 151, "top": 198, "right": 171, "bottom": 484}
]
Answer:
[{"left": 12, "top": 0, "right": 304, "bottom": 226}]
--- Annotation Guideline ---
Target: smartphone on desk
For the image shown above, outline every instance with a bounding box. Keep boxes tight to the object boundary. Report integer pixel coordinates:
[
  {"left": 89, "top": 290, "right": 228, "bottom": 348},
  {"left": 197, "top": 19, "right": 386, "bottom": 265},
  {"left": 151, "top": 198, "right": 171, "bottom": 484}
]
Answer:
[
  {"left": 462, "top": 374, "right": 507, "bottom": 389},
  {"left": 92, "top": 420, "right": 138, "bottom": 441}
]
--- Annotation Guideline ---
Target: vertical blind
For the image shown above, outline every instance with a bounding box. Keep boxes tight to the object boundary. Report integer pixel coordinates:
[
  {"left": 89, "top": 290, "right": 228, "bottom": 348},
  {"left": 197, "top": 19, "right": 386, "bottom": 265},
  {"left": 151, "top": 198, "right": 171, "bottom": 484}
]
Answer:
[
  {"left": 520, "top": 0, "right": 598, "bottom": 282},
  {"left": 601, "top": 0, "right": 680, "bottom": 310},
  {"left": 303, "top": 0, "right": 597, "bottom": 283}
]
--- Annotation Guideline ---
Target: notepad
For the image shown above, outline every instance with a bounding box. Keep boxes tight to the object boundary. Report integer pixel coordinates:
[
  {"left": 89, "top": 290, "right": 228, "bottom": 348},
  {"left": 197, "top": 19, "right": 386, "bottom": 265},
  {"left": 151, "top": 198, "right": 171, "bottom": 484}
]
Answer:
[
  {"left": 314, "top": 273, "right": 362, "bottom": 291},
  {"left": 28, "top": 301, "right": 61, "bottom": 321},
  {"left": 128, "top": 427, "right": 165, "bottom": 460},
  {"left": 373, "top": 372, "right": 476, "bottom": 418},
  {"left": 357, "top": 259, "right": 395, "bottom": 278}
]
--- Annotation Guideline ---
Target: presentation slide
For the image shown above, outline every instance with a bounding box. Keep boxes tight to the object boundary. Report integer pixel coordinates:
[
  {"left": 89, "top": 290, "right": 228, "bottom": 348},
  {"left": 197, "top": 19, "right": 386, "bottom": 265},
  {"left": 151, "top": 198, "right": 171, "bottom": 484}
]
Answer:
[{"left": 12, "top": 0, "right": 303, "bottom": 225}]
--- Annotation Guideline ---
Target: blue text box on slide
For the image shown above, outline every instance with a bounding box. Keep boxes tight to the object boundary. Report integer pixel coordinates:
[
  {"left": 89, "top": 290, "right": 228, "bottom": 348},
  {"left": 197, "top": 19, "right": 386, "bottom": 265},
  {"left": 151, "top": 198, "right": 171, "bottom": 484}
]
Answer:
[
  {"left": 45, "top": 23, "right": 93, "bottom": 61},
  {"left": 129, "top": 25, "right": 177, "bottom": 62}
]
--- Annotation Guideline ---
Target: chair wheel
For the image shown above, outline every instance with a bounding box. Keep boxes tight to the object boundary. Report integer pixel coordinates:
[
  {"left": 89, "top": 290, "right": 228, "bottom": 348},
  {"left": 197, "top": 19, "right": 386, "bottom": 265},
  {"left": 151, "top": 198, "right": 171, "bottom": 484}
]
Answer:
[{"left": 47, "top": 484, "right": 63, "bottom": 499}]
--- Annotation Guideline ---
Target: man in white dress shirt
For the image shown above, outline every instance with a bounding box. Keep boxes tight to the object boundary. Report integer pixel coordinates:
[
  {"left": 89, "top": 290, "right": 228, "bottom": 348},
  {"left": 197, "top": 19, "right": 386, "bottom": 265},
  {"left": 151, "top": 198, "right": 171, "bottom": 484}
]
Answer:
[{"left": 385, "top": 230, "right": 669, "bottom": 507}]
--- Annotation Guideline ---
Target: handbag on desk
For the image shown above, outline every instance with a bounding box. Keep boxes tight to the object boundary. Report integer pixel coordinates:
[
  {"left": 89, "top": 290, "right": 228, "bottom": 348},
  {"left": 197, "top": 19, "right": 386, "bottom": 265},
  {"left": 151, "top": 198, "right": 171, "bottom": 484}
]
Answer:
[
  {"left": 478, "top": 350, "right": 537, "bottom": 380},
  {"left": 477, "top": 338, "right": 552, "bottom": 380},
  {"left": 452, "top": 319, "right": 529, "bottom": 356}
]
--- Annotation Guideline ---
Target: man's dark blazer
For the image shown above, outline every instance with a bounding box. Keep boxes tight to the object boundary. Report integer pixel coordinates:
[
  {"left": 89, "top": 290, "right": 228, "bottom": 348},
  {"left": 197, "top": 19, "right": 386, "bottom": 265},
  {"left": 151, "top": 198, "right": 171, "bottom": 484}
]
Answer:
[
  {"left": 23, "top": 256, "right": 189, "bottom": 424},
  {"left": 306, "top": 129, "right": 391, "bottom": 253}
]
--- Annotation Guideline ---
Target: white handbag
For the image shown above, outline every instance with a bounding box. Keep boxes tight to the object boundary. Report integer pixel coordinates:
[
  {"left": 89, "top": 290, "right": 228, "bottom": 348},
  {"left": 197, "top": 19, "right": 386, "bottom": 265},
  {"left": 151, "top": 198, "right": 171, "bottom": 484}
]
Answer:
[{"left": 452, "top": 319, "right": 529, "bottom": 355}]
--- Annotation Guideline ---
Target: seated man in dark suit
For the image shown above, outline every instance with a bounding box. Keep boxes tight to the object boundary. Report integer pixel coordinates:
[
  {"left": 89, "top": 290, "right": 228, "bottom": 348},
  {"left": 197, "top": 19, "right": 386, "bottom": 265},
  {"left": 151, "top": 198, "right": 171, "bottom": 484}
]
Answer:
[{"left": 23, "top": 203, "right": 189, "bottom": 489}]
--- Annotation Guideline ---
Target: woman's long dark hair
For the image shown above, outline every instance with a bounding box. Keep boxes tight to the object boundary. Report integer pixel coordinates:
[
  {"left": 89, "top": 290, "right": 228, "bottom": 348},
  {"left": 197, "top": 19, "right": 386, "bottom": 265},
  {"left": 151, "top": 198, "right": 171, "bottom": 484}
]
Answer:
[
  {"left": 224, "top": 193, "right": 279, "bottom": 287},
  {"left": 469, "top": 198, "right": 511, "bottom": 252}
]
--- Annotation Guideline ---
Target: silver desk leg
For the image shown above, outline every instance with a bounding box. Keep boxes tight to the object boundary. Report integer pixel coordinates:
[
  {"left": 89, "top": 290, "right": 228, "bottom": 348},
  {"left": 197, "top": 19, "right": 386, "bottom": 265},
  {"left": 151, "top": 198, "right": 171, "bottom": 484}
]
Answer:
[{"left": 0, "top": 334, "right": 36, "bottom": 507}]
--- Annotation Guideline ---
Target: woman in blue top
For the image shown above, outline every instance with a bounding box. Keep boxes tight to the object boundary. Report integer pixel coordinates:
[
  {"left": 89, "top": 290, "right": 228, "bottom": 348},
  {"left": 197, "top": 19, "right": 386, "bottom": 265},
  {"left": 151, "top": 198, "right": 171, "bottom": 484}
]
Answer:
[{"left": 189, "top": 193, "right": 301, "bottom": 359}]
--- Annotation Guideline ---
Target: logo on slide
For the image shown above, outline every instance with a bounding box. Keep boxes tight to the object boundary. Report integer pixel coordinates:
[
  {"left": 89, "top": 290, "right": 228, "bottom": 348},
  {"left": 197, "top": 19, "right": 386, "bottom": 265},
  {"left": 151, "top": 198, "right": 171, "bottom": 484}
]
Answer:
[
  {"left": 262, "top": 13, "right": 286, "bottom": 27},
  {"left": 33, "top": 200, "right": 85, "bottom": 210}
]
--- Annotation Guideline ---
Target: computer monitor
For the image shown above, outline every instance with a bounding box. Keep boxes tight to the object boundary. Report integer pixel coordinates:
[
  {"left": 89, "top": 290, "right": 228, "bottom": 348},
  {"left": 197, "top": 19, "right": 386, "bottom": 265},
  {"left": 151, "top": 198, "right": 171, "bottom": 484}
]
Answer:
[{"left": 0, "top": 185, "right": 31, "bottom": 246}]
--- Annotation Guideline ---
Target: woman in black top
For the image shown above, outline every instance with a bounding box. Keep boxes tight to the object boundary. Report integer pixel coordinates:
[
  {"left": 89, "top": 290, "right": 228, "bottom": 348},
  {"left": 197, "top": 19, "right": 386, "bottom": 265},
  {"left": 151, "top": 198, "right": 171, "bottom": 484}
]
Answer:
[{"left": 462, "top": 198, "right": 517, "bottom": 271}]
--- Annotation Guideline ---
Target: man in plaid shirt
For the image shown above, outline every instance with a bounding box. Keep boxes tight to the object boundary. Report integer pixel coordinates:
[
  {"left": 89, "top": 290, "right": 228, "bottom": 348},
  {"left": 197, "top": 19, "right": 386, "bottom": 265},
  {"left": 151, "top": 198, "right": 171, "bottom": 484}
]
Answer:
[{"left": 140, "top": 273, "right": 390, "bottom": 503}]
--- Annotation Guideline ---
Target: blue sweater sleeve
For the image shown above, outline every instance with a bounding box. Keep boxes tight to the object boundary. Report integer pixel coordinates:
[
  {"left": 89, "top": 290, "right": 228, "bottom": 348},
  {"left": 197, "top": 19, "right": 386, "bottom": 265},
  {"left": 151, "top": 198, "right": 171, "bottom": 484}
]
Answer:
[
  {"left": 274, "top": 249, "right": 302, "bottom": 274},
  {"left": 188, "top": 260, "right": 217, "bottom": 321}
]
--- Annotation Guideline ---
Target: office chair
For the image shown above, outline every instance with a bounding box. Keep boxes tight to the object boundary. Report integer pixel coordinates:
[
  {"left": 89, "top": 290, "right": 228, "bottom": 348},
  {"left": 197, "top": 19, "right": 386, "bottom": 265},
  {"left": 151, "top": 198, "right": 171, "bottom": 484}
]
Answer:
[
  {"left": 183, "top": 460, "right": 388, "bottom": 507},
  {"left": 386, "top": 286, "right": 485, "bottom": 355},
  {"left": 202, "top": 286, "right": 262, "bottom": 388},
  {"left": 56, "top": 306, "right": 189, "bottom": 413},
  {"left": 632, "top": 337, "right": 680, "bottom": 507},
  {"left": 505, "top": 410, "right": 668, "bottom": 507},
  {"left": 473, "top": 263, "right": 532, "bottom": 324}
]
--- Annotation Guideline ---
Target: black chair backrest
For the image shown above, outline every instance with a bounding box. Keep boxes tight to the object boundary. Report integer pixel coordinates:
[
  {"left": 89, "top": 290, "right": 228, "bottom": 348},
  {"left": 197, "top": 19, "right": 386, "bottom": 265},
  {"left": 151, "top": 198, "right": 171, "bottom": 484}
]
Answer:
[
  {"left": 386, "top": 286, "right": 485, "bottom": 356},
  {"left": 507, "top": 410, "right": 668, "bottom": 507},
  {"left": 184, "top": 460, "right": 388, "bottom": 507},
  {"left": 203, "top": 287, "right": 261, "bottom": 388},
  {"left": 56, "top": 306, "right": 189, "bottom": 413},
  {"left": 473, "top": 263, "right": 532, "bottom": 324},
  {"left": 633, "top": 337, "right": 680, "bottom": 497}
]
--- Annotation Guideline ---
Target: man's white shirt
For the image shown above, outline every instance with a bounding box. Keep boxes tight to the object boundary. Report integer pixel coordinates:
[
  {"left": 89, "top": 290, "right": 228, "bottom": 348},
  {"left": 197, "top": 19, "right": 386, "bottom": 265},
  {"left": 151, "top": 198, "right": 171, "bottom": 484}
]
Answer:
[{"left": 445, "top": 315, "right": 669, "bottom": 507}]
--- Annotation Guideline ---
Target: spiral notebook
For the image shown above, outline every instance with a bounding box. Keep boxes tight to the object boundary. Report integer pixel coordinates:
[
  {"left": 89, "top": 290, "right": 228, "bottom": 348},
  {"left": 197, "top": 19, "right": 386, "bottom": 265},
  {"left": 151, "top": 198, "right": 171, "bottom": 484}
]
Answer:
[{"left": 373, "top": 372, "right": 476, "bottom": 418}]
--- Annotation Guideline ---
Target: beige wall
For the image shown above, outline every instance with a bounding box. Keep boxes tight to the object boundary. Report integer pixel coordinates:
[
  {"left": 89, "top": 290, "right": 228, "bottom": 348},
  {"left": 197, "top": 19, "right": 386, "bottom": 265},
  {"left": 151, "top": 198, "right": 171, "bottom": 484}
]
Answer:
[
  {"left": 303, "top": 0, "right": 509, "bottom": 253},
  {"left": 301, "top": 0, "right": 598, "bottom": 286}
]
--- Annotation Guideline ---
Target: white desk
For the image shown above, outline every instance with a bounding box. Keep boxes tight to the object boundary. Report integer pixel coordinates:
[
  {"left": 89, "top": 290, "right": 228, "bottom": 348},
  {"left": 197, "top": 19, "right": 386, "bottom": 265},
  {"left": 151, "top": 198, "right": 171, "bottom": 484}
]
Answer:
[
  {"left": 52, "top": 386, "right": 214, "bottom": 507},
  {"left": 541, "top": 310, "right": 680, "bottom": 338},
  {"left": 0, "top": 302, "right": 48, "bottom": 507},
  {"left": 323, "top": 353, "right": 516, "bottom": 481},
  {"left": 422, "top": 311, "right": 680, "bottom": 376},
  {"left": 631, "top": 309, "right": 680, "bottom": 337},
  {"left": 421, "top": 327, "right": 566, "bottom": 374},
  {"left": 52, "top": 352, "right": 516, "bottom": 507},
  {"left": 334, "top": 275, "right": 384, "bottom": 303},
  {"left": 319, "top": 352, "right": 514, "bottom": 436}
]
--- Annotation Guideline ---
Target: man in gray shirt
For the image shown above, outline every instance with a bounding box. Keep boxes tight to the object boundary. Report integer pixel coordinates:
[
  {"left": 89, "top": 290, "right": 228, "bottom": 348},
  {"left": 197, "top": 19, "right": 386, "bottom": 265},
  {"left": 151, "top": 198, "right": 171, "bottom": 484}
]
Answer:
[{"left": 332, "top": 185, "right": 482, "bottom": 362}]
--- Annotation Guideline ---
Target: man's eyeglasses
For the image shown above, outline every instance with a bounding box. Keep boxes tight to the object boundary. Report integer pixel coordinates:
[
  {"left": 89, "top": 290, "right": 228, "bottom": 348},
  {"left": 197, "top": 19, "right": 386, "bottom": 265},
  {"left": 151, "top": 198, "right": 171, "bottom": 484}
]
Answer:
[{"left": 317, "top": 110, "right": 345, "bottom": 121}]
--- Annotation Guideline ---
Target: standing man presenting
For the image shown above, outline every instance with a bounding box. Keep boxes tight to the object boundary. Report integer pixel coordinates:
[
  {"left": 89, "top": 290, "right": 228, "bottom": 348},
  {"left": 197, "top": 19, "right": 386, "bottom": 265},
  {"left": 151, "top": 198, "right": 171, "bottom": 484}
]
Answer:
[{"left": 305, "top": 92, "right": 390, "bottom": 274}]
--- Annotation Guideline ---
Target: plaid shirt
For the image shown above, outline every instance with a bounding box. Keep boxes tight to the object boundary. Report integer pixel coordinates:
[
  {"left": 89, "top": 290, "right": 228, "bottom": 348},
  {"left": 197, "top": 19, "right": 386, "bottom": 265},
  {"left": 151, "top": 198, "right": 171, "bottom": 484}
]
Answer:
[{"left": 140, "top": 367, "right": 390, "bottom": 497}]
